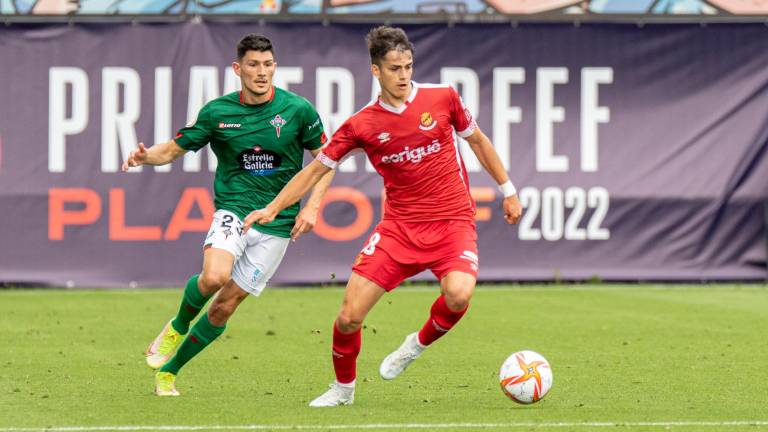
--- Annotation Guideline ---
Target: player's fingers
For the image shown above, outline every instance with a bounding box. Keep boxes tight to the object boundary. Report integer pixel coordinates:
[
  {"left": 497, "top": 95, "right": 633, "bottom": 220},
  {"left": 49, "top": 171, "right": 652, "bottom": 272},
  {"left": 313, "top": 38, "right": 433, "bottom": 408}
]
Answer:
[
  {"left": 290, "top": 223, "right": 301, "bottom": 240},
  {"left": 291, "top": 225, "right": 305, "bottom": 241},
  {"left": 292, "top": 221, "right": 311, "bottom": 241},
  {"left": 138, "top": 142, "right": 147, "bottom": 153},
  {"left": 243, "top": 213, "right": 256, "bottom": 233}
]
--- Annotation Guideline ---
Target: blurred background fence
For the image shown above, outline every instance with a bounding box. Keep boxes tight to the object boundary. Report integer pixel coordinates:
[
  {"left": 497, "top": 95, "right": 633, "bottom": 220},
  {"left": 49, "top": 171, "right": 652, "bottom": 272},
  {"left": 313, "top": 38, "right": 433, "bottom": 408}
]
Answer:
[{"left": 1, "top": 1, "right": 767, "bottom": 287}]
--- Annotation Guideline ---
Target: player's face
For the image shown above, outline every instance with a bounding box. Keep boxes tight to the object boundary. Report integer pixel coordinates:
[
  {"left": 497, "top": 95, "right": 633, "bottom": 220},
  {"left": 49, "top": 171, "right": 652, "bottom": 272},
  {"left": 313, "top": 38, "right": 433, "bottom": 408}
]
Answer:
[
  {"left": 372, "top": 49, "right": 413, "bottom": 103},
  {"left": 234, "top": 50, "right": 276, "bottom": 101}
]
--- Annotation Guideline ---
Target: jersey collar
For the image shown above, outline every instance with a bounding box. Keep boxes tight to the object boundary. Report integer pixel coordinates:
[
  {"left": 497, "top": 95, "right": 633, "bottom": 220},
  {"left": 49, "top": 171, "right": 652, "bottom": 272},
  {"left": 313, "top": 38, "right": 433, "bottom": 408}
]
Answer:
[
  {"left": 239, "top": 86, "right": 275, "bottom": 106},
  {"left": 377, "top": 81, "right": 419, "bottom": 115}
]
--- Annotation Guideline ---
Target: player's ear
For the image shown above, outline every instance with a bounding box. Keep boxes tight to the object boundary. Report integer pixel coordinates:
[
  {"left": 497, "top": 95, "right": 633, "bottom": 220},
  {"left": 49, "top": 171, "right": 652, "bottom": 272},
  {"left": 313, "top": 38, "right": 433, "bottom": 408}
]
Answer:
[
  {"left": 232, "top": 61, "right": 242, "bottom": 77},
  {"left": 371, "top": 63, "right": 380, "bottom": 79}
]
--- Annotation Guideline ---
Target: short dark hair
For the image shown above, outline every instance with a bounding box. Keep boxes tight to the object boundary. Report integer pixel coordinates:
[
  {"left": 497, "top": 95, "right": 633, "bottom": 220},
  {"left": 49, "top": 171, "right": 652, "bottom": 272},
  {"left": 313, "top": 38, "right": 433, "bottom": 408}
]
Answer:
[
  {"left": 366, "top": 26, "right": 414, "bottom": 66},
  {"left": 237, "top": 33, "right": 274, "bottom": 60}
]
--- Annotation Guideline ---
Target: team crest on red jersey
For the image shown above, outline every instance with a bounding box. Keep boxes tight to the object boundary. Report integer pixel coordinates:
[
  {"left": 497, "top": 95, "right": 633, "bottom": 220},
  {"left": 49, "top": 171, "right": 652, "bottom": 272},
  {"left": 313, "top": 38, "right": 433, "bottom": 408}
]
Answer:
[
  {"left": 419, "top": 112, "right": 437, "bottom": 131},
  {"left": 270, "top": 115, "right": 287, "bottom": 138}
]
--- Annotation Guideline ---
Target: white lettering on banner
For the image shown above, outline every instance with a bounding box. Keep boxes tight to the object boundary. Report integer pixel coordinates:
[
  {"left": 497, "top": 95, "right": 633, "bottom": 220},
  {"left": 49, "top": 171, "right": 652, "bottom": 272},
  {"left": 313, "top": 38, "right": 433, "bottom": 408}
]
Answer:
[
  {"left": 316, "top": 67, "right": 355, "bottom": 171},
  {"left": 537, "top": 67, "right": 569, "bottom": 172},
  {"left": 370, "top": 76, "right": 381, "bottom": 102},
  {"left": 273, "top": 67, "right": 302, "bottom": 91},
  {"left": 492, "top": 67, "right": 525, "bottom": 171},
  {"left": 45, "top": 65, "right": 612, "bottom": 177},
  {"left": 101, "top": 67, "right": 141, "bottom": 173},
  {"left": 184, "top": 66, "right": 219, "bottom": 172},
  {"left": 441, "top": 67, "right": 481, "bottom": 172},
  {"left": 223, "top": 66, "right": 241, "bottom": 93},
  {"left": 581, "top": 67, "right": 612, "bottom": 172},
  {"left": 518, "top": 186, "right": 610, "bottom": 241},
  {"left": 154, "top": 67, "right": 172, "bottom": 172},
  {"left": 49, "top": 67, "right": 89, "bottom": 172}
]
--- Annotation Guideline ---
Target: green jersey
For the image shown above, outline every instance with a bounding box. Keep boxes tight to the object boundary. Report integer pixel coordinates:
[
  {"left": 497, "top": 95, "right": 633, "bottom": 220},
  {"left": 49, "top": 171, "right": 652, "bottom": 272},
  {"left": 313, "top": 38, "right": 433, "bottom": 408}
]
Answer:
[{"left": 175, "top": 88, "right": 326, "bottom": 238}]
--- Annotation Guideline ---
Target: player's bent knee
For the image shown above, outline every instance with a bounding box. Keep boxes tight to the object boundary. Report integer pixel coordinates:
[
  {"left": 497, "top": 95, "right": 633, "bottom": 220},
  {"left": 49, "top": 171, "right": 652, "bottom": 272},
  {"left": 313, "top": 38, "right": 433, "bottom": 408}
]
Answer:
[
  {"left": 444, "top": 290, "right": 472, "bottom": 312},
  {"left": 336, "top": 313, "right": 363, "bottom": 333},
  {"left": 199, "top": 271, "right": 230, "bottom": 292}
]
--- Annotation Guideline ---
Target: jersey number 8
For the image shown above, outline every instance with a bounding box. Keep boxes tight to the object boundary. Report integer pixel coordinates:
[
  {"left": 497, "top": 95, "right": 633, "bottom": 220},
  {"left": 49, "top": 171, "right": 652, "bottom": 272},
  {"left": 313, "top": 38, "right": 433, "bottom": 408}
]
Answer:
[{"left": 362, "top": 232, "right": 381, "bottom": 255}]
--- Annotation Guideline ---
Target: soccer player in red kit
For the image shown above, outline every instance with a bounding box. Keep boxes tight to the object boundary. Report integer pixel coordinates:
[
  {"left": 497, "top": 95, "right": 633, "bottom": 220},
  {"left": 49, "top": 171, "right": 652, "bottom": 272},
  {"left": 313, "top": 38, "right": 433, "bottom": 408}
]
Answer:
[{"left": 243, "top": 26, "right": 522, "bottom": 406}]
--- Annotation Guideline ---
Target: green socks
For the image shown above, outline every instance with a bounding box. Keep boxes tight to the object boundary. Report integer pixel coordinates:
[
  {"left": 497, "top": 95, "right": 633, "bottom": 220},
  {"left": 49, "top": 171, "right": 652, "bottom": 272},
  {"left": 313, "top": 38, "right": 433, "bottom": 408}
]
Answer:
[
  {"left": 160, "top": 312, "right": 226, "bottom": 375},
  {"left": 171, "top": 274, "right": 210, "bottom": 335}
]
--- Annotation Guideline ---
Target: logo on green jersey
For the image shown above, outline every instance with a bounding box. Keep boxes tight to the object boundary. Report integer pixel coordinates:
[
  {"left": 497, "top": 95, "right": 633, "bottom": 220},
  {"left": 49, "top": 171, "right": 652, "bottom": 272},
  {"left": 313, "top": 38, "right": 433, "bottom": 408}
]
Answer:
[
  {"left": 270, "top": 115, "right": 287, "bottom": 138},
  {"left": 239, "top": 146, "right": 282, "bottom": 176}
]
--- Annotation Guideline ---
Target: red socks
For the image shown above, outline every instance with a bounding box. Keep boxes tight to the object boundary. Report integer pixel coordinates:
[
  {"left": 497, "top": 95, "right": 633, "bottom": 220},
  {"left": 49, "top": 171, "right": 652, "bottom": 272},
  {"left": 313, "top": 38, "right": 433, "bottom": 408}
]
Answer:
[
  {"left": 330, "top": 296, "right": 467, "bottom": 383},
  {"left": 417, "top": 295, "right": 468, "bottom": 346},
  {"left": 332, "top": 322, "right": 361, "bottom": 384}
]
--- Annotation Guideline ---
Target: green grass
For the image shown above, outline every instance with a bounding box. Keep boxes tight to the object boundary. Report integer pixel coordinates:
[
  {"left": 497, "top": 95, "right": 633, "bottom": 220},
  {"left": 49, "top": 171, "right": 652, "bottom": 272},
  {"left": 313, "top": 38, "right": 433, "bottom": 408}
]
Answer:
[{"left": 1, "top": 284, "right": 767, "bottom": 431}]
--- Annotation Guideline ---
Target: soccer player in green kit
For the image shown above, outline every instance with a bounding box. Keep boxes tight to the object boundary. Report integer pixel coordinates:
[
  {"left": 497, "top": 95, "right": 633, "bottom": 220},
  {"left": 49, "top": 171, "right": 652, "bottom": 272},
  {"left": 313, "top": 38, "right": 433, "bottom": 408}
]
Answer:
[{"left": 121, "top": 33, "right": 333, "bottom": 396}]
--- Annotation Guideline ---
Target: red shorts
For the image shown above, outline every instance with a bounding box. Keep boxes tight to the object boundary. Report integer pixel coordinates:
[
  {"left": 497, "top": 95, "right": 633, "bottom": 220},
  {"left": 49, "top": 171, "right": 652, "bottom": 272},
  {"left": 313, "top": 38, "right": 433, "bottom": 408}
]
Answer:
[{"left": 351, "top": 219, "right": 478, "bottom": 291}]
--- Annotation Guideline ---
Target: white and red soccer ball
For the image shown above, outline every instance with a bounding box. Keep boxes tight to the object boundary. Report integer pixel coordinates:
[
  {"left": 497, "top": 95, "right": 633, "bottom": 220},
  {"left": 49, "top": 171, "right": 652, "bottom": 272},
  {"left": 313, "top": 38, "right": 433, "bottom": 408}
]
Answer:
[{"left": 499, "top": 350, "right": 553, "bottom": 404}]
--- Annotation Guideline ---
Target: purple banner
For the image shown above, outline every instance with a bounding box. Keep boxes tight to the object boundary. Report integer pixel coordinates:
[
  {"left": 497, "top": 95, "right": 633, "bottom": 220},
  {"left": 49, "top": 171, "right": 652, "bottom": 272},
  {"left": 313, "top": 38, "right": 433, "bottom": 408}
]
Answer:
[{"left": 0, "top": 22, "right": 766, "bottom": 287}]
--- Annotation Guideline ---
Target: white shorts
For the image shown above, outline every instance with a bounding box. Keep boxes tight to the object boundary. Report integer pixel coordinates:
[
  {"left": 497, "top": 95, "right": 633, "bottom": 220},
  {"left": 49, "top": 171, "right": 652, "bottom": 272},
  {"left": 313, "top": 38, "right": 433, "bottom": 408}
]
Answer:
[{"left": 204, "top": 209, "right": 290, "bottom": 296}]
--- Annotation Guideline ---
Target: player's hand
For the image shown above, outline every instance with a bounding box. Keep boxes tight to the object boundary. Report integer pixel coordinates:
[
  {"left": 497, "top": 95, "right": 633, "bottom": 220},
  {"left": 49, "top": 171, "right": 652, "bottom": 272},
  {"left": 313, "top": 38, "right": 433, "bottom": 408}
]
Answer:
[
  {"left": 121, "top": 142, "right": 148, "bottom": 171},
  {"left": 291, "top": 207, "right": 317, "bottom": 241},
  {"left": 503, "top": 194, "right": 522, "bottom": 225},
  {"left": 243, "top": 207, "right": 278, "bottom": 233}
]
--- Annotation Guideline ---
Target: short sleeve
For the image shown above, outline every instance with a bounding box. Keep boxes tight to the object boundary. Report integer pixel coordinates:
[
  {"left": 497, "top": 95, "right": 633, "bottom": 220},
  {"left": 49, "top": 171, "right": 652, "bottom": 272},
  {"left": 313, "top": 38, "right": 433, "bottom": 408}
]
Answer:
[
  {"left": 449, "top": 87, "right": 478, "bottom": 138},
  {"left": 316, "top": 120, "right": 360, "bottom": 169},
  {"left": 298, "top": 99, "right": 326, "bottom": 151},
  {"left": 174, "top": 102, "right": 214, "bottom": 152}
]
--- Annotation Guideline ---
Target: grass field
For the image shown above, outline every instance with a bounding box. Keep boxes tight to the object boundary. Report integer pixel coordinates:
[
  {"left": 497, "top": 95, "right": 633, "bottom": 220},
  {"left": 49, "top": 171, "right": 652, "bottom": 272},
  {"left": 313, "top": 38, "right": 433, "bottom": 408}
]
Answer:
[{"left": 1, "top": 284, "right": 768, "bottom": 431}]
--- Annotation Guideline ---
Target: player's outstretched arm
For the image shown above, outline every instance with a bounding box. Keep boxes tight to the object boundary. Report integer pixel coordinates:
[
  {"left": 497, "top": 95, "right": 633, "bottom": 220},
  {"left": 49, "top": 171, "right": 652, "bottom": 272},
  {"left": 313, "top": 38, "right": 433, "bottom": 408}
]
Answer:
[
  {"left": 464, "top": 128, "right": 523, "bottom": 225},
  {"left": 121, "top": 140, "right": 187, "bottom": 171},
  {"left": 244, "top": 159, "right": 332, "bottom": 232},
  {"left": 291, "top": 149, "right": 337, "bottom": 241}
]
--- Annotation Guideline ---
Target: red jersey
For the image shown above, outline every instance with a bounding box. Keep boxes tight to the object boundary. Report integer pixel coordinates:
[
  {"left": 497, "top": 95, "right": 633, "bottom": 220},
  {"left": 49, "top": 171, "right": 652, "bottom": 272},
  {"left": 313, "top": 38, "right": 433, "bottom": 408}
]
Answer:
[{"left": 318, "top": 82, "right": 478, "bottom": 222}]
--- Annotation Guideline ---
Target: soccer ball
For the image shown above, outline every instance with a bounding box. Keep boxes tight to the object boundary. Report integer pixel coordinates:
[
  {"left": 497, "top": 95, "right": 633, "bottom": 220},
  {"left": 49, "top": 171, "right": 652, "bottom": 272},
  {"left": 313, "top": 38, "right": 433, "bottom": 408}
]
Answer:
[{"left": 499, "top": 350, "right": 553, "bottom": 404}]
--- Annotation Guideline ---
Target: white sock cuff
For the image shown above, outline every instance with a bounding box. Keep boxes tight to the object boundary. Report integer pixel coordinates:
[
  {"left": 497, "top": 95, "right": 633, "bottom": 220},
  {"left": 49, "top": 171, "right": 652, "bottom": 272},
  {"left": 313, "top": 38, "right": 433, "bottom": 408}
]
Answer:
[
  {"left": 413, "top": 333, "right": 427, "bottom": 349},
  {"left": 336, "top": 379, "right": 355, "bottom": 388}
]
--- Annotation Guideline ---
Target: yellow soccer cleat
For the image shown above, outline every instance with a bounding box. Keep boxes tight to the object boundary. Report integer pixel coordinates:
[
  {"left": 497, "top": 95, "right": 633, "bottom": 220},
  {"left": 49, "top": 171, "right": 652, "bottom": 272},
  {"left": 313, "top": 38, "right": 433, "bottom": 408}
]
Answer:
[
  {"left": 145, "top": 319, "right": 183, "bottom": 369},
  {"left": 155, "top": 371, "right": 180, "bottom": 396}
]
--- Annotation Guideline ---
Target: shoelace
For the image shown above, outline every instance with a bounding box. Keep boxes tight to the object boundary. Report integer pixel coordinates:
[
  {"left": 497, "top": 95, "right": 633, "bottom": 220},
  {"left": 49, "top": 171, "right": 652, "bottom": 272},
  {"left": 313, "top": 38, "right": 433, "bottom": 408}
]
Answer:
[
  {"left": 158, "top": 330, "right": 180, "bottom": 354},
  {"left": 322, "top": 384, "right": 351, "bottom": 401},
  {"left": 392, "top": 350, "right": 420, "bottom": 367},
  {"left": 157, "top": 373, "right": 174, "bottom": 390}
]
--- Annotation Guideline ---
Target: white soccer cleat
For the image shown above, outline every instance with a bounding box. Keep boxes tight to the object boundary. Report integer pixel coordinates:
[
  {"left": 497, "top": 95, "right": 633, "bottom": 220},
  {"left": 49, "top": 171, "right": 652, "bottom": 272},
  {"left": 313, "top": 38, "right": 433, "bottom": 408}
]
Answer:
[
  {"left": 379, "top": 332, "right": 425, "bottom": 380},
  {"left": 145, "top": 319, "right": 183, "bottom": 369},
  {"left": 308, "top": 381, "right": 355, "bottom": 407}
]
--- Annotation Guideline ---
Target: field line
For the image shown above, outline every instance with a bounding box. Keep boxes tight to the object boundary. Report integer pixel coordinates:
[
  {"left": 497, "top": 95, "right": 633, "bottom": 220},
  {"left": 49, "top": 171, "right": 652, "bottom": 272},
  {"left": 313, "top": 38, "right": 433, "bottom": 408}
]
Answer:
[{"left": 3, "top": 421, "right": 768, "bottom": 431}]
